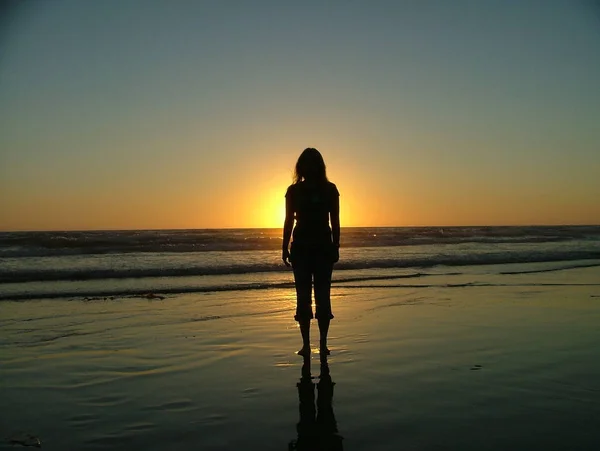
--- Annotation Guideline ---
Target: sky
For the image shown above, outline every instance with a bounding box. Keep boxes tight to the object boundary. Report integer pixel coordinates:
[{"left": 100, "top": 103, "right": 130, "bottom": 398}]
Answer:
[{"left": 1, "top": 0, "right": 599, "bottom": 231}]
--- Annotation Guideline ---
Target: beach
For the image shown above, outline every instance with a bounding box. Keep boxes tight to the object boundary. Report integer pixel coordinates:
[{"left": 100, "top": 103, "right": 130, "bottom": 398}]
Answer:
[{"left": 2, "top": 263, "right": 599, "bottom": 450}]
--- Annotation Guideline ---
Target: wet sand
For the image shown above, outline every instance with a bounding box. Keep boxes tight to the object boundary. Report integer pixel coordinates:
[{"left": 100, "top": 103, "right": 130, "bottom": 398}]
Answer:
[{"left": 1, "top": 266, "right": 600, "bottom": 450}]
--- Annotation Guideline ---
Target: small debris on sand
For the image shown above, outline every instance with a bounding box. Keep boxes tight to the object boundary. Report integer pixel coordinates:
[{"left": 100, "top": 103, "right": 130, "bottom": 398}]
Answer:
[{"left": 7, "top": 433, "right": 41, "bottom": 448}]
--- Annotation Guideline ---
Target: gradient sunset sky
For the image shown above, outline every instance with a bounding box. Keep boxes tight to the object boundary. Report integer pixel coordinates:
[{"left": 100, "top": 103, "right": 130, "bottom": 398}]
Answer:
[{"left": 1, "top": 1, "right": 599, "bottom": 231}]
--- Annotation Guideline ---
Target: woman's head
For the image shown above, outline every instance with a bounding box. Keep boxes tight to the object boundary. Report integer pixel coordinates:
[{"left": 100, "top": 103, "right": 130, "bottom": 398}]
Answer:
[{"left": 294, "top": 148, "right": 328, "bottom": 183}]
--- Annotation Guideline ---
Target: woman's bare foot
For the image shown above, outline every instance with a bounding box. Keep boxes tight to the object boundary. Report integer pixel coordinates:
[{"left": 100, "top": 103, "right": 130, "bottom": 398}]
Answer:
[{"left": 297, "top": 346, "right": 311, "bottom": 357}]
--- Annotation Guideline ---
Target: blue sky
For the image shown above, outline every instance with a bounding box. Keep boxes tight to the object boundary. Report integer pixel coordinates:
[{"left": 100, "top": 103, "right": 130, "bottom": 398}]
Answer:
[{"left": 1, "top": 0, "right": 599, "bottom": 230}]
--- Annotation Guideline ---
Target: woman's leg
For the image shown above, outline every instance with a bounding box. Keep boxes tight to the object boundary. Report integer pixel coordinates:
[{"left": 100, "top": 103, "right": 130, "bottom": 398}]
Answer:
[
  {"left": 292, "top": 258, "right": 313, "bottom": 355},
  {"left": 317, "top": 317, "right": 330, "bottom": 355},
  {"left": 298, "top": 320, "right": 311, "bottom": 356},
  {"left": 314, "top": 260, "right": 334, "bottom": 354}
]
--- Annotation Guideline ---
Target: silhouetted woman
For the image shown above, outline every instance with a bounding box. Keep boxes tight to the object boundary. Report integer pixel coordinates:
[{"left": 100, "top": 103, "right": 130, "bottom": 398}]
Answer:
[{"left": 282, "top": 148, "right": 340, "bottom": 356}]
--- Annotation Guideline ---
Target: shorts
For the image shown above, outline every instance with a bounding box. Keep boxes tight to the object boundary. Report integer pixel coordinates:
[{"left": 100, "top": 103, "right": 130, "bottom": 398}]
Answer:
[{"left": 290, "top": 242, "right": 335, "bottom": 321}]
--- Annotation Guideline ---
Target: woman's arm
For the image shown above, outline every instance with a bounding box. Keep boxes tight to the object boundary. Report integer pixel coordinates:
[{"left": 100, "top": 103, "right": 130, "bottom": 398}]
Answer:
[
  {"left": 331, "top": 194, "right": 340, "bottom": 248},
  {"left": 282, "top": 194, "right": 294, "bottom": 266}
]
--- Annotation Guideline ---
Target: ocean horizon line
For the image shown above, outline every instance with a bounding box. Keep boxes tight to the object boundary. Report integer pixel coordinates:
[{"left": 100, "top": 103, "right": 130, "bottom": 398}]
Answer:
[{"left": 2, "top": 223, "right": 600, "bottom": 234}]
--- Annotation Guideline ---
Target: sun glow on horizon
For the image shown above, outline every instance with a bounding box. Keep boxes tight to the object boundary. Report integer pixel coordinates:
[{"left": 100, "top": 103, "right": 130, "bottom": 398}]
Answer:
[
  {"left": 252, "top": 176, "right": 371, "bottom": 229},
  {"left": 254, "top": 188, "right": 287, "bottom": 229}
]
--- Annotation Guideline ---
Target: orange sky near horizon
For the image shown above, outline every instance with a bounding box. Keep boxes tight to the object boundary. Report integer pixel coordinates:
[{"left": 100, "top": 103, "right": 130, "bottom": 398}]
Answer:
[{"left": 2, "top": 144, "right": 598, "bottom": 231}]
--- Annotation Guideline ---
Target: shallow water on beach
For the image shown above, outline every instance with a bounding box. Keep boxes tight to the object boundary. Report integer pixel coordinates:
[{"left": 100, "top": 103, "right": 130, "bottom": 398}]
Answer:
[{"left": 1, "top": 266, "right": 600, "bottom": 450}]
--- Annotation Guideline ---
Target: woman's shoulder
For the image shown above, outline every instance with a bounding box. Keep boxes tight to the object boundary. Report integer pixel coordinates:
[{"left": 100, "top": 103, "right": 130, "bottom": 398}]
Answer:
[
  {"left": 327, "top": 181, "right": 339, "bottom": 196},
  {"left": 285, "top": 183, "right": 297, "bottom": 197},
  {"left": 286, "top": 181, "right": 338, "bottom": 196}
]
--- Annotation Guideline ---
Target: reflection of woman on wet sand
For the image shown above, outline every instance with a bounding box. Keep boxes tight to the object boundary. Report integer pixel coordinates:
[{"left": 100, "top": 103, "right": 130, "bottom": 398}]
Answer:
[
  {"left": 289, "top": 356, "right": 343, "bottom": 451},
  {"left": 282, "top": 148, "right": 340, "bottom": 356}
]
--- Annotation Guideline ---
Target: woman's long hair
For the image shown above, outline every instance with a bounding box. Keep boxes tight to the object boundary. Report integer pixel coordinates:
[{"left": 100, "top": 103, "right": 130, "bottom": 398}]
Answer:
[{"left": 294, "top": 148, "right": 328, "bottom": 184}]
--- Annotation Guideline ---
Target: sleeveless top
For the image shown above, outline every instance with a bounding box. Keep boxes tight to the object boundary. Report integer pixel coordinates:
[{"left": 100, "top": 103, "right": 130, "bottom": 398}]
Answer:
[{"left": 285, "top": 181, "right": 339, "bottom": 246}]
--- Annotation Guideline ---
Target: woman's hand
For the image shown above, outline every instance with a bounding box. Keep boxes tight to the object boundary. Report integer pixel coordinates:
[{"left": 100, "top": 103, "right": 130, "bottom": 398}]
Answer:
[
  {"left": 332, "top": 246, "right": 339, "bottom": 263},
  {"left": 282, "top": 248, "right": 291, "bottom": 267}
]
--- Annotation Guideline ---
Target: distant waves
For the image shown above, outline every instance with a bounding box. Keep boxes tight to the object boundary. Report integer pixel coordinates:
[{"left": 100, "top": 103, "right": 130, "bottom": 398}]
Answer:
[{"left": 1, "top": 225, "right": 599, "bottom": 257}]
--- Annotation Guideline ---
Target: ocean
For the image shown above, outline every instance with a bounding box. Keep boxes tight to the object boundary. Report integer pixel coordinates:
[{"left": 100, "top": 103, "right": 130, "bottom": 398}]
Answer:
[{"left": 1, "top": 226, "right": 599, "bottom": 302}]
